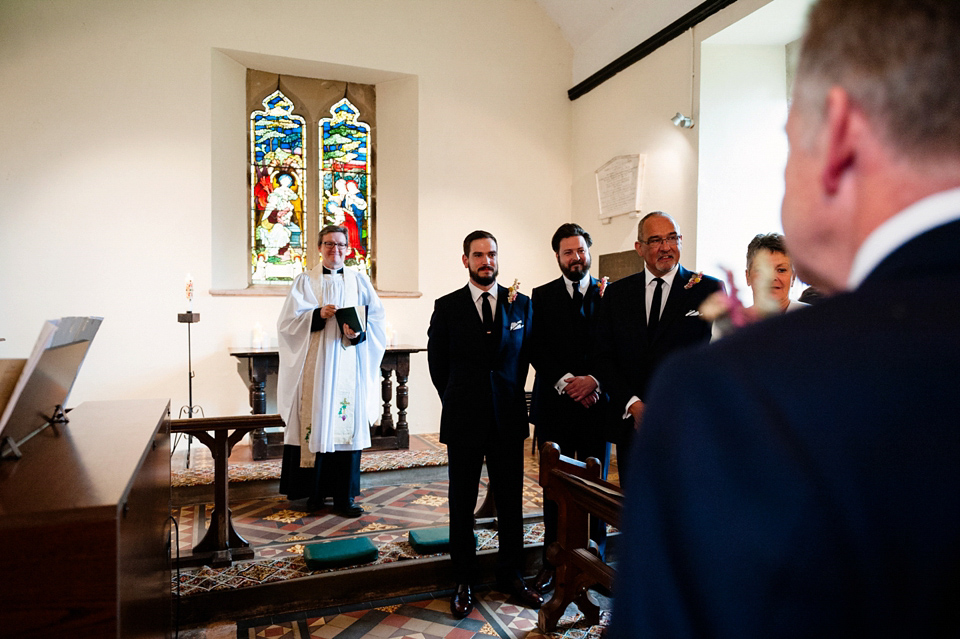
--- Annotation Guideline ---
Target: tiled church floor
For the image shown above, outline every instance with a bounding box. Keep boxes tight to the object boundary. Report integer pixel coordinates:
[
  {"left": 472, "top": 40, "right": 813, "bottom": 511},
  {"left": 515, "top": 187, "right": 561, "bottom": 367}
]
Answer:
[
  {"left": 173, "top": 434, "right": 618, "bottom": 638},
  {"left": 231, "top": 588, "right": 612, "bottom": 639},
  {"left": 182, "top": 585, "right": 612, "bottom": 639}
]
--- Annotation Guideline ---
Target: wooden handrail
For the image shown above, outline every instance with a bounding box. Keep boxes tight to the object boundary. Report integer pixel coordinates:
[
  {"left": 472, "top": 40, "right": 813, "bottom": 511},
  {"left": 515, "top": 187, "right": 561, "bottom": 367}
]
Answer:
[{"left": 171, "top": 413, "right": 285, "bottom": 433}]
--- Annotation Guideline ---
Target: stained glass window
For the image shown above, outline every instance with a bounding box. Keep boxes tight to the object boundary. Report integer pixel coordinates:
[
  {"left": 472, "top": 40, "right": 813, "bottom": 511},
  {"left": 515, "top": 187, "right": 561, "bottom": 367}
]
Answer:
[
  {"left": 320, "top": 98, "right": 372, "bottom": 275},
  {"left": 250, "top": 90, "right": 306, "bottom": 284}
]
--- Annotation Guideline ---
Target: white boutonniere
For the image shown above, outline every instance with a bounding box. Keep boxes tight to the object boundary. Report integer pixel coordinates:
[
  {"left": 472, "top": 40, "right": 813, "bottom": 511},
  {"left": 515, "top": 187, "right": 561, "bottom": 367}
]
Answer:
[{"left": 598, "top": 276, "right": 609, "bottom": 297}]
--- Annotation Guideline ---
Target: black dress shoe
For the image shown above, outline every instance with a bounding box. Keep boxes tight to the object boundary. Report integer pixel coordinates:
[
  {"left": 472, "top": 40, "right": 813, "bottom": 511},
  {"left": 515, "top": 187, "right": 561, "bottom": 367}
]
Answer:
[
  {"left": 498, "top": 577, "right": 544, "bottom": 609},
  {"left": 450, "top": 583, "right": 474, "bottom": 619},
  {"left": 532, "top": 566, "right": 556, "bottom": 595},
  {"left": 333, "top": 500, "right": 365, "bottom": 518}
]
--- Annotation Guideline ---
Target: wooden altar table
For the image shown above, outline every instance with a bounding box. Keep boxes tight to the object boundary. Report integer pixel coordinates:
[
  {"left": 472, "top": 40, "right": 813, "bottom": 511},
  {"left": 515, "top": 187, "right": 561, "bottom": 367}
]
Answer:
[{"left": 229, "top": 345, "right": 426, "bottom": 459}]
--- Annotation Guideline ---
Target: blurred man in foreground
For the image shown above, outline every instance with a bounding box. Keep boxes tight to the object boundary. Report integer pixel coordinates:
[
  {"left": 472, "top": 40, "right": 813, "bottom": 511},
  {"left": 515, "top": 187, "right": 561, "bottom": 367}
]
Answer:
[{"left": 610, "top": 0, "right": 960, "bottom": 635}]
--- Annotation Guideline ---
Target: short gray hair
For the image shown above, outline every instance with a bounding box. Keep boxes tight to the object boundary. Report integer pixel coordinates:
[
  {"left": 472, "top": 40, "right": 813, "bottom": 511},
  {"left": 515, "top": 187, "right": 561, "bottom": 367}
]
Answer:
[{"left": 794, "top": 0, "right": 960, "bottom": 160}]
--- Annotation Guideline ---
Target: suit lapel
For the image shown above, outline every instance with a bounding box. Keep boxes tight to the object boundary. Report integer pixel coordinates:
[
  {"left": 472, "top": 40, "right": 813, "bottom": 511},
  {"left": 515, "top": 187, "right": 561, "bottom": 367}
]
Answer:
[
  {"left": 582, "top": 275, "right": 599, "bottom": 316},
  {"left": 496, "top": 284, "right": 510, "bottom": 355},
  {"left": 637, "top": 270, "right": 651, "bottom": 341}
]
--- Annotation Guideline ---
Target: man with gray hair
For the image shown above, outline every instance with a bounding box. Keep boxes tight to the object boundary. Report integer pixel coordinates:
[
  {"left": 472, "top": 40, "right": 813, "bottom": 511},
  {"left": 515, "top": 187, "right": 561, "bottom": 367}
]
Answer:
[{"left": 610, "top": 0, "right": 960, "bottom": 635}]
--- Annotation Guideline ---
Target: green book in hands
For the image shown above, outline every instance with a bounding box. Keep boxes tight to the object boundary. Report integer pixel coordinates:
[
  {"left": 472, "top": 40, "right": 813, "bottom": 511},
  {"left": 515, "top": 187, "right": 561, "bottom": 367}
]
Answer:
[{"left": 335, "top": 306, "right": 366, "bottom": 340}]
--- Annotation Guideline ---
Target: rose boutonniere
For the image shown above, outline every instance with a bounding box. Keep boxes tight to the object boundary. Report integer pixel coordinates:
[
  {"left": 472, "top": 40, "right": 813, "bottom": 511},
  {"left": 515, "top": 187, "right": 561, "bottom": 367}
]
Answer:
[
  {"left": 684, "top": 271, "right": 703, "bottom": 290},
  {"left": 597, "top": 276, "right": 609, "bottom": 297},
  {"left": 507, "top": 278, "right": 520, "bottom": 304}
]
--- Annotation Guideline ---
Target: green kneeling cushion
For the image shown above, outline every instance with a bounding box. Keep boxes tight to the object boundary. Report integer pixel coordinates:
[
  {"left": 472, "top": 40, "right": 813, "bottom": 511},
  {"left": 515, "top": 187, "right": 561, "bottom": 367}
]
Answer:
[
  {"left": 408, "top": 526, "right": 476, "bottom": 554},
  {"left": 303, "top": 537, "right": 378, "bottom": 570}
]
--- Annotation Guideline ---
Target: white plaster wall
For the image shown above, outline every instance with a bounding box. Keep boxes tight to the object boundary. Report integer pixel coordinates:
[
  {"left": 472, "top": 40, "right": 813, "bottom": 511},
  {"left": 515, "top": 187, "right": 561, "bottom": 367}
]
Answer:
[
  {"left": 571, "top": 33, "right": 702, "bottom": 268},
  {"left": 569, "top": 0, "right": 781, "bottom": 280},
  {"left": 697, "top": 43, "right": 790, "bottom": 303},
  {"left": 0, "top": 0, "right": 572, "bottom": 434}
]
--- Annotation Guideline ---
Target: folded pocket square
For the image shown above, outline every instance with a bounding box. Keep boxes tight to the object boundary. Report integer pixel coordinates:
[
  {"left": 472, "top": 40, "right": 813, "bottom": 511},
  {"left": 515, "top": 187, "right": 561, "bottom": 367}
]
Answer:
[
  {"left": 685, "top": 310, "right": 701, "bottom": 317},
  {"left": 509, "top": 321, "right": 524, "bottom": 330}
]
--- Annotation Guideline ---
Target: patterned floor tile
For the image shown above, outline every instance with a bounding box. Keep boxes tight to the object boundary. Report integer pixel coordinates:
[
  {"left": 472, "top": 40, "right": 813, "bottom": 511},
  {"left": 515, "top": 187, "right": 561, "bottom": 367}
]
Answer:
[
  {"left": 232, "top": 587, "right": 610, "bottom": 639},
  {"left": 179, "top": 436, "right": 619, "bottom": 638}
]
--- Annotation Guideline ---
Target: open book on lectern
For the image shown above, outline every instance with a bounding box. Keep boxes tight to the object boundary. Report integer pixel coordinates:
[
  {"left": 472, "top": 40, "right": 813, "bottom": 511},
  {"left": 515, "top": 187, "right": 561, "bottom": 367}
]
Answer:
[{"left": 0, "top": 316, "right": 102, "bottom": 459}]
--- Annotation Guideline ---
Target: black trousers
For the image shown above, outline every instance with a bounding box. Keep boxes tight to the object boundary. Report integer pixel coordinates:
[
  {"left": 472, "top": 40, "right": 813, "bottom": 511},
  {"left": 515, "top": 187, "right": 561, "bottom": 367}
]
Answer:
[
  {"left": 446, "top": 435, "right": 525, "bottom": 584},
  {"left": 279, "top": 445, "right": 361, "bottom": 506}
]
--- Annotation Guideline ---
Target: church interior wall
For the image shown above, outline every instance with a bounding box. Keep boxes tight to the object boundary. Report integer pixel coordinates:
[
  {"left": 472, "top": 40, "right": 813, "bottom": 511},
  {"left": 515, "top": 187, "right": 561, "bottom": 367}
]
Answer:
[
  {"left": 697, "top": 42, "right": 792, "bottom": 303},
  {"left": 0, "top": 0, "right": 572, "bottom": 434},
  {"left": 1, "top": 0, "right": 788, "bottom": 437},
  {"left": 569, "top": 0, "right": 789, "bottom": 296},
  {"left": 570, "top": 33, "right": 702, "bottom": 264}
]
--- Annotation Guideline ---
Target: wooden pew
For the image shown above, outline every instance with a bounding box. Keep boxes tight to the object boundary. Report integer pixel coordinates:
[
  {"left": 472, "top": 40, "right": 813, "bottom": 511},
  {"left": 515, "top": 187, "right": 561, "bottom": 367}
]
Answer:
[{"left": 537, "top": 442, "right": 623, "bottom": 632}]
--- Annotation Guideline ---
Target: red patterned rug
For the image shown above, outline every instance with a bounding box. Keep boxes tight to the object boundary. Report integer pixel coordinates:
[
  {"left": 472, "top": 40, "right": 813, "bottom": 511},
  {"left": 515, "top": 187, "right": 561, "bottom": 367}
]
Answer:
[{"left": 172, "top": 433, "right": 447, "bottom": 488}]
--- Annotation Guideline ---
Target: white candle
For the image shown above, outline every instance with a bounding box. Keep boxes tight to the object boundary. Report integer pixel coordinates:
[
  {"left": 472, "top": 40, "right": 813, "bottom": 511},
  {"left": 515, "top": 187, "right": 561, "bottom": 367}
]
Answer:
[
  {"left": 252, "top": 322, "right": 263, "bottom": 349},
  {"left": 185, "top": 273, "right": 194, "bottom": 312},
  {"left": 385, "top": 321, "right": 397, "bottom": 347}
]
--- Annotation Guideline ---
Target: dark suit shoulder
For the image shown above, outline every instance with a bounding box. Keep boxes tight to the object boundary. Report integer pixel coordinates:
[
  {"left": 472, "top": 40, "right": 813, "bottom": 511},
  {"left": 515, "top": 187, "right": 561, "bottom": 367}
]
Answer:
[
  {"left": 603, "top": 272, "right": 646, "bottom": 298},
  {"left": 532, "top": 277, "right": 564, "bottom": 297},
  {"left": 531, "top": 278, "right": 568, "bottom": 306},
  {"left": 434, "top": 285, "right": 470, "bottom": 306}
]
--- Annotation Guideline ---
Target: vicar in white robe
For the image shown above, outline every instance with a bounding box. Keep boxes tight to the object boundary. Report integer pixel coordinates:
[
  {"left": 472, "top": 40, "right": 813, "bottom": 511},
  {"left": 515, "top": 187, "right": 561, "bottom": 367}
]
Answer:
[{"left": 276, "top": 224, "right": 386, "bottom": 517}]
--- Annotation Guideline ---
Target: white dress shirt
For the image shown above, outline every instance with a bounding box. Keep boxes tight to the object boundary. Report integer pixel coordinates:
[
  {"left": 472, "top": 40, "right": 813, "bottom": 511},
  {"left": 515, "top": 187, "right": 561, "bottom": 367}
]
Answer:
[
  {"left": 848, "top": 187, "right": 960, "bottom": 289},
  {"left": 467, "top": 280, "right": 498, "bottom": 321},
  {"left": 644, "top": 266, "right": 679, "bottom": 323}
]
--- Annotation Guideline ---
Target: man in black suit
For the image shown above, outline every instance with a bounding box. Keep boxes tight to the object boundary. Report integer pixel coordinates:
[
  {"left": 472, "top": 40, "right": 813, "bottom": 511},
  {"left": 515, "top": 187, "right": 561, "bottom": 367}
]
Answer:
[
  {"left": 427, "top": 230, "right": 543, "bottom": 619},
  {"left": 609, "top": 0, "right": 960, "bottom": 636},
  {"left": 591, "top": 211, "right": 722, "bottom": 477},
  {"left": 529, "top": 223, "right": 611, "bottom": 595}
]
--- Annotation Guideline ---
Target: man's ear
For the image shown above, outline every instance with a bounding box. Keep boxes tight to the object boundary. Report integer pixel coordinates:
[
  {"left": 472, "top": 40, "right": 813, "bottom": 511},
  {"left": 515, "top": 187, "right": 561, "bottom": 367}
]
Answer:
[
  {"left": 745, "top": 267, "right": 753, "bottom": 288},
  {"left": 822, "top": 87, "right": 859, "bottom": 195},
  {"left": 634, "top": 241, "right": 643, "bottom": 256},
  {"left": 462, "top": 254, "right": 469, "bottom": 268}
]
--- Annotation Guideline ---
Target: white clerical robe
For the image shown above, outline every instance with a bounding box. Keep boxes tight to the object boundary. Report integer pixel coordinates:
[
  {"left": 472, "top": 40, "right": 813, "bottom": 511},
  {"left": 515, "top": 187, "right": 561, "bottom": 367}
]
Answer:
[{"left": 277, "top": 265, "right": 386, "bottom": 462}]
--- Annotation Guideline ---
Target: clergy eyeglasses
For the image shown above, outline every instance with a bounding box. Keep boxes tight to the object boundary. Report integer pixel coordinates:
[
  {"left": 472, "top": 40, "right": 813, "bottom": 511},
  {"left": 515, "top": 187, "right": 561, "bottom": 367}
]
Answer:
[
  {"left": 642, "top": 234, "right": 681, "bottom": 248},
  {"left": 322, "top": 241, "right": 348, "bottom": 249}
]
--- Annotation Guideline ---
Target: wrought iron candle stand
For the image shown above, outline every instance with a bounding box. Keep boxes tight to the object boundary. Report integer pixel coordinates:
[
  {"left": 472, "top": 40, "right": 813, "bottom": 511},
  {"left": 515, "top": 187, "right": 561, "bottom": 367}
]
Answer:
[{"left": 176, "top": 311, "right": 204, "bottom": 467}]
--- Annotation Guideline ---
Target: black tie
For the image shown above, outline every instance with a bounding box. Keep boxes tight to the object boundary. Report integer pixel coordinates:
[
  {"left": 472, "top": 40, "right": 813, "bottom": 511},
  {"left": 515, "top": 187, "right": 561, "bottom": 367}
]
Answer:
[
  {"left": 481, "top": 292, "right": 494, "bottom": 334},
  {"left": 648, "top": 277, "right": 664, "bottom": 337},
  {"left": 572, "top": 281, "right": 583, "bottom": 313}
]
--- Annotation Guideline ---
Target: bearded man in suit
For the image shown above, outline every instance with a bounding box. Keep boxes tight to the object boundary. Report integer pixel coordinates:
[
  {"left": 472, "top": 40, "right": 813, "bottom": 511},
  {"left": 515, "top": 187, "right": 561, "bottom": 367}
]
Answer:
[
  {"left": 609, "top": 0, "right": 960, "bottom": 636},
  {"left": 427, "top": 230, "right": 543, "bottom": 619},
  {"left": 591, "top": 212, "right": 722, "bottom": 477},
  {"left": 528, "top": 223, "right": 611, "bottom": 595}
]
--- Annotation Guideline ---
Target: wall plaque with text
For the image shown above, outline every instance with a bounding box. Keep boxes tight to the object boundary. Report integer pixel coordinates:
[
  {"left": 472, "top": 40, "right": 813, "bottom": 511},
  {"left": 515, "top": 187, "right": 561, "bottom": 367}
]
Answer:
[{"left": 596, "top": 154, "right": 645, "bottom": 222}]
